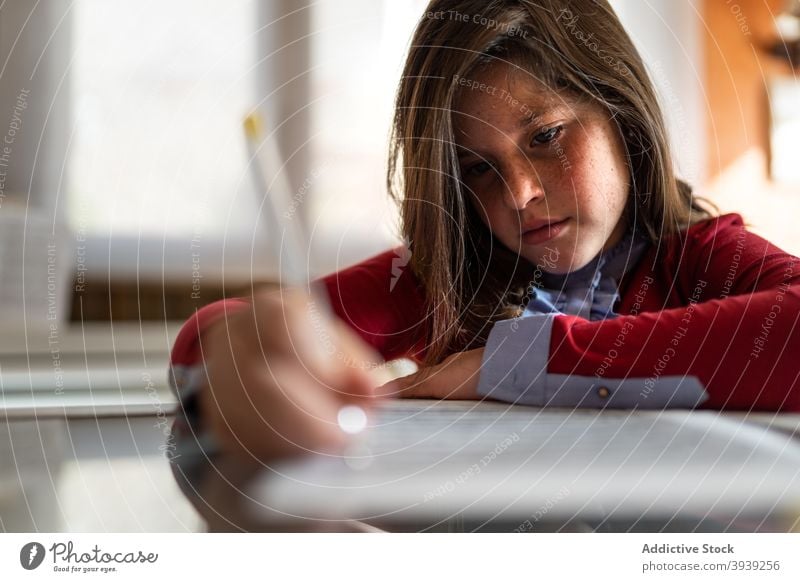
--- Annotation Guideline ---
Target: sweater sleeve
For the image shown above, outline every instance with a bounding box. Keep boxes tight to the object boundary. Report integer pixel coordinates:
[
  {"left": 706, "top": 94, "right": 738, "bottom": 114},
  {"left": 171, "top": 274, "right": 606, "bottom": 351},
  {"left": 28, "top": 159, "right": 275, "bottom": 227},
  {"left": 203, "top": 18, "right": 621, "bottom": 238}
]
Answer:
[
  {"left": 320, "top": 248, "right": 428, "bottom": 362},
  {"left": 546, "top": 216, "right": 800, "bottom": 411},
  {"left": 168, "top": 247, "right": 427, "bottom": 371},
  {"left": 168, "top": 298, "right": 249, "bottom": 466}
]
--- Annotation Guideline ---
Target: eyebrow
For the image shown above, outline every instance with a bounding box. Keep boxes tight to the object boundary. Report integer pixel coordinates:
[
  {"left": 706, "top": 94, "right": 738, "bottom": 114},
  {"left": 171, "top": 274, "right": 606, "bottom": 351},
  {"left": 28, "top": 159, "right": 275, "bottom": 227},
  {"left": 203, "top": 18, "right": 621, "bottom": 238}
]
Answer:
[
  {"left": 455, "top": 111, "right": 545, "bottom": 159},
  {"left": 456, "top": 143, "right": 484, "bottom": 160},
  {"left": 517, "top": 110, "right": 543, "bottom": 129}
]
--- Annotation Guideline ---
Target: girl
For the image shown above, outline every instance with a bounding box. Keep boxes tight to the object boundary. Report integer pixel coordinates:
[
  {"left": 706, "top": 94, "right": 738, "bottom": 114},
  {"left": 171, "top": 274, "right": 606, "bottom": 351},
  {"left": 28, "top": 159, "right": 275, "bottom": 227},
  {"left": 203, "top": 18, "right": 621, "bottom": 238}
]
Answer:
[{"left": 170, "top": 0, "right": 800, "bottom": 461}]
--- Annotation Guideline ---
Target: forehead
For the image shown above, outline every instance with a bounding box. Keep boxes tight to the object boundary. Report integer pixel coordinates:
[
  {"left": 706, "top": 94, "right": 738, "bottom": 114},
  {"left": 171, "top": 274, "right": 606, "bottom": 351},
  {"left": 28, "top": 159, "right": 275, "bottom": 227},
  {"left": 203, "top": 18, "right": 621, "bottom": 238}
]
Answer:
[{"left": 452, "top": 63, "right": 565, "bottom": 126}]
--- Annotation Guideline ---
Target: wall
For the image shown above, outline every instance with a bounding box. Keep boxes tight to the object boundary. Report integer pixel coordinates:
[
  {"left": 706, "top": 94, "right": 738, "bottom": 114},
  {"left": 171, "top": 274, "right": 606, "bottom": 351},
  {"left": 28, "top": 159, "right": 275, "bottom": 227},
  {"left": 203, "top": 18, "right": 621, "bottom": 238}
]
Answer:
[{"left": 703, "top": 0, "right": 800, "bottom": 253}]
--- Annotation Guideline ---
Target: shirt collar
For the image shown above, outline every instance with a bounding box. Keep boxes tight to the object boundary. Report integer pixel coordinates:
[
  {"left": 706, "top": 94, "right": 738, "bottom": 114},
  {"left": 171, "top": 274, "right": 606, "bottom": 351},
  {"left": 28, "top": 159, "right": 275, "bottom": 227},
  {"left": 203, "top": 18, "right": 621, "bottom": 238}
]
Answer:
[
  {"left": 539, "top": 226, "right": 649, "bottom": 291},
  {"left": 519, "top": 225, "right": 652, "bottom": 321}
]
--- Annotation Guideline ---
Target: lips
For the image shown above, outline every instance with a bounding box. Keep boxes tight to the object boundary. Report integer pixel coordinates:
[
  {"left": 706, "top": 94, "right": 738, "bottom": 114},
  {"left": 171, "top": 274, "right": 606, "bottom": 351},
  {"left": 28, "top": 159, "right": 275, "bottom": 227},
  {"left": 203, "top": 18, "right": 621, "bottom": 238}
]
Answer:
[
  {"left": 521, "top": 218, "right": 568, "bottom": 234},
  {"left": 520, "top": 217, "right": 570, "bottom": 245}
]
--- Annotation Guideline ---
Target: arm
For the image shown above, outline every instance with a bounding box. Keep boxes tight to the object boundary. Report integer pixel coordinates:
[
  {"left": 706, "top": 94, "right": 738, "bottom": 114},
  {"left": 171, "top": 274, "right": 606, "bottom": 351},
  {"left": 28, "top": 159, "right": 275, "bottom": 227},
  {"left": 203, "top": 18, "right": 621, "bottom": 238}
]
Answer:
[
  {"left": 547, "top": 285, "right": 799, "bottom": 411},
  {"left": 551, "top": 215, "right": 800, "bottom": 410},
  {"left": 169, "top": 247, "right": 427, "bottom": 372},
  {"left": 167, "top": 247, "right": 428, "bottom": 464},
  {"left": 478, "top": 215, "right": 800, "bottom": 411}
]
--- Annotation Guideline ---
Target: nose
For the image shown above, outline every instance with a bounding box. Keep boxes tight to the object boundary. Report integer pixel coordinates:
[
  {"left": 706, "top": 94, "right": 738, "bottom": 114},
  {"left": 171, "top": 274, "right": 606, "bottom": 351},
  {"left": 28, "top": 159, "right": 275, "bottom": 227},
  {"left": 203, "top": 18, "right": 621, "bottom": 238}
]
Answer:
[{"left": 503, "top": 159, "right": 545, "bottom": 210}]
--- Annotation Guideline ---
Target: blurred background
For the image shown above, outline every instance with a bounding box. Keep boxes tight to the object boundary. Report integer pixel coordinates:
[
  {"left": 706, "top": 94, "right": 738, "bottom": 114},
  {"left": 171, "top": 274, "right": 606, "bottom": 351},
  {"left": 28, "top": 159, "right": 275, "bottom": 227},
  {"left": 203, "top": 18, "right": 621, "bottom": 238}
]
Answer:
[{"left": 0, "top": 0, "right": 798, "bottom": 532}]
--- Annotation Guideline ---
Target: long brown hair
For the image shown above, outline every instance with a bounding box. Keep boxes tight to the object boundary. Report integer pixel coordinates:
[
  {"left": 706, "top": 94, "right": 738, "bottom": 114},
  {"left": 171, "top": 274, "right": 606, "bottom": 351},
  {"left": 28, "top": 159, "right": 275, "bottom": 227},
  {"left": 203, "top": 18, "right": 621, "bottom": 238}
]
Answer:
[{"left": 388, "top": 0, "right": 713, "bottom": 365}]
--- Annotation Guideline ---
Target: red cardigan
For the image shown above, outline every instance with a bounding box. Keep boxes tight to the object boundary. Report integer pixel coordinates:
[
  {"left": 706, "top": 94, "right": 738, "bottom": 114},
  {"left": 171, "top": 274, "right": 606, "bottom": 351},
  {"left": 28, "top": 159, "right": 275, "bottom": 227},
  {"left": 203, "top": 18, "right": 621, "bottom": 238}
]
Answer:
[{"left": 171, "top": 213, "right": 800, "bottom": 411}]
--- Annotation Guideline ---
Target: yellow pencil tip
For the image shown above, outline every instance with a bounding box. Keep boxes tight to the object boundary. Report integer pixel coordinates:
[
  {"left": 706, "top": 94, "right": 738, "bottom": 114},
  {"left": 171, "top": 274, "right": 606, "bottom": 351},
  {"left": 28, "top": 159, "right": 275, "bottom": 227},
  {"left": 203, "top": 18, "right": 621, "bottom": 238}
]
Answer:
[{"left": 243, "top": 113, "right": 263, "bottom": 140}]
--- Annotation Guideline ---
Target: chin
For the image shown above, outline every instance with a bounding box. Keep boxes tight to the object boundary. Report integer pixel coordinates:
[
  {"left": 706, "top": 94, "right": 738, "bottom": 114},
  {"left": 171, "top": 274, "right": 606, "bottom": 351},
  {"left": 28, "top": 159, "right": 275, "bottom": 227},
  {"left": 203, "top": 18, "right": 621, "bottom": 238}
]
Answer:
[{"left": 528, "top": 247, "right": 597, "bottom": 276}]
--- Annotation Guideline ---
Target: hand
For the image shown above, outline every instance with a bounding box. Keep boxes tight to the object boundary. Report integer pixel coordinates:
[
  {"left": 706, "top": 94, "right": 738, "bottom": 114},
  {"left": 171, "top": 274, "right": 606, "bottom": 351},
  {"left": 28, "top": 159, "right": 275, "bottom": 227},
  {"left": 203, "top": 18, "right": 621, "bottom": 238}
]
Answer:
[
  {"left": 380, "top": 348, "right": 485, "bottom": 401},
  {"left": 199, "top": 288, "right": 389, "bottom": 461}
]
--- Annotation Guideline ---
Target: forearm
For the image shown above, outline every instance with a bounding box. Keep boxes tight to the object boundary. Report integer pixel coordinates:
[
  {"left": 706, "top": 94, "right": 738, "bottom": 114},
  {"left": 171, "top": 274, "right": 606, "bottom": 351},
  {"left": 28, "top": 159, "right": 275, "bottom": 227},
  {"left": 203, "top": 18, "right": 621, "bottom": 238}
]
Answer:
[
  {"left": 548, "top": 285, "right": 800, "bottom": 411},
  {"left": 477, "top": 283, "right": 800, "bottom": 411}
]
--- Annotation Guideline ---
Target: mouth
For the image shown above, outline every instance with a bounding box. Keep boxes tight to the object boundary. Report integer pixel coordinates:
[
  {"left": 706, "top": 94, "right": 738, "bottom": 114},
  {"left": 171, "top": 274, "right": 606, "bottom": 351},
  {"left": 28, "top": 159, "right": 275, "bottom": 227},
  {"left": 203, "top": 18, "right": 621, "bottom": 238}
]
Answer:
[{"left": 520, "top": 217, "right": 570, "bottom": 245}]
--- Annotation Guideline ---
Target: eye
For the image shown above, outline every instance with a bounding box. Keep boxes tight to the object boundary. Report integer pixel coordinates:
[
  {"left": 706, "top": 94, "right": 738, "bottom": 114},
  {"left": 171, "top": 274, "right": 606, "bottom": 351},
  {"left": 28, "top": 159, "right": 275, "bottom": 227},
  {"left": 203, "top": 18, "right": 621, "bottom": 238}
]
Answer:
[
  {"left": 531, "top": 125, "right": 563, "bottom": 145},
  {"left": 464, "top": 161, "right": 494, "bottom": 177}
]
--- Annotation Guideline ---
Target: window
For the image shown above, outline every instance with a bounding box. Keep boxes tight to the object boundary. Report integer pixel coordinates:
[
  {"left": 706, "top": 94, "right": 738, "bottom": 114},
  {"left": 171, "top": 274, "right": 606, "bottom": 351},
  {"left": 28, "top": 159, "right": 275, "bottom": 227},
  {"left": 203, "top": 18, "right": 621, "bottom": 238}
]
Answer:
[{"left": 70, "top": 0, "right": 427, "bottom": 282}]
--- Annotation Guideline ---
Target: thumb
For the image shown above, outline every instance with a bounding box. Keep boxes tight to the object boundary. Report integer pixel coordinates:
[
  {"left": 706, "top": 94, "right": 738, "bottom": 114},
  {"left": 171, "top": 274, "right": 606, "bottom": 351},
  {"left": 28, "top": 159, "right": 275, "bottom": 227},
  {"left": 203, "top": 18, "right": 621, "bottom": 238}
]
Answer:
[{"left": 381, "top": 370, "right": 433, "bottom": 399}]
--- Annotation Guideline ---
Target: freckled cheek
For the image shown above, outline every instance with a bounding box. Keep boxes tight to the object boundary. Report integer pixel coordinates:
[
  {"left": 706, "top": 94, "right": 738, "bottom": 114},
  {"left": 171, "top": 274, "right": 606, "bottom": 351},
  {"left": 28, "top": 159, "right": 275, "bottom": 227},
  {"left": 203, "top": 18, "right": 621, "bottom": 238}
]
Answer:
[
  {"left": 581, "top": 155, "right": 629, "bottom": 216},
  {"left": 486, "top": 199, "right": 514, "bottom": 231},
  {"left": 470, "top": 186, "right": 503, "bottom": 219},
  {"left": 471, "top": 195, "right": 518, "bottom": 242},
  {"left": 559, "top": 148, "right": 622, "bottom": 215}
]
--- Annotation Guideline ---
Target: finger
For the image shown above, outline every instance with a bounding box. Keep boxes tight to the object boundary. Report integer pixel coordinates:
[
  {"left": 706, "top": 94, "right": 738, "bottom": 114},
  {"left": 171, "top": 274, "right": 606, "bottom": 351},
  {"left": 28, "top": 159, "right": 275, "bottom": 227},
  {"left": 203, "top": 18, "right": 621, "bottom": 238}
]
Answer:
[
  {"left": 374, "top": 378, "right": 401, "bottom": 399},
  {"left": 270, "top": 292, "right": 388, "bottom": 399},
  {"left": 247, "top": 292, "right": 351, "bottom": 396},
  {"left": 207, "top": 358, "right": 349, "bottom": 460},
  {"left": 386, "top": 369, "right": 437, "bottom": 399}
]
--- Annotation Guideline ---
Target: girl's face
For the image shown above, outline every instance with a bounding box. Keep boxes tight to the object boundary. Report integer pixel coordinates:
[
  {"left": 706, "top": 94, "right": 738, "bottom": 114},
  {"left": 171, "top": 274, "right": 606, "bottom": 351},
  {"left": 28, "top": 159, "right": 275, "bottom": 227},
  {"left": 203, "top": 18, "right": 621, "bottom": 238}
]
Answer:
[{"left": 453, "top": 63, "right": 630, "bottom": 274}]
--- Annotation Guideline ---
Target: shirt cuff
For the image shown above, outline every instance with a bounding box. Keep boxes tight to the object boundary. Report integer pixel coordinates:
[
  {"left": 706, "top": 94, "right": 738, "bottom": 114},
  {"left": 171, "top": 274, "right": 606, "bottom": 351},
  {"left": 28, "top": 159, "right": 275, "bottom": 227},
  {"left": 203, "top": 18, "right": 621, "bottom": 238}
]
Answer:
[
  {"left": 476, "top": 314, "right": 709, "bottom": 409},
  {"left": 477, "top": 314, "right": 555, "bottom": 405}
]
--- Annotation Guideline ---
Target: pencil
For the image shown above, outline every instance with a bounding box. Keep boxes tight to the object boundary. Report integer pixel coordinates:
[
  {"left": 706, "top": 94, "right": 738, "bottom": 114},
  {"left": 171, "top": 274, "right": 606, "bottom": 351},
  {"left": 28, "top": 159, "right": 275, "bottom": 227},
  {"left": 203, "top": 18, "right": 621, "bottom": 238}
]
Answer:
[
  {"left": 243, "top": 112, "right": 309, "bottom": 287},
  {"left": 242, "top": 112, "right": 368, "bottom": 436}
]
